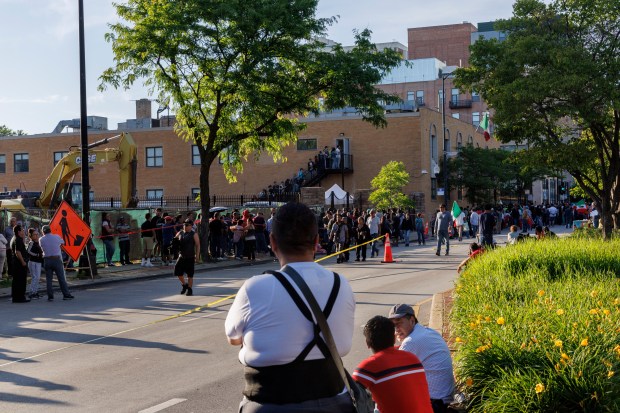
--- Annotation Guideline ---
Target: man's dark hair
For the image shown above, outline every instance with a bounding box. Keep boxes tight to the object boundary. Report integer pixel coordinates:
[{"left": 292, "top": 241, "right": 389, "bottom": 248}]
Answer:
[
  {"left": 145, "top": 213, "right": 151, "bottom": 220},
  {"left": 363, "top": 316, "right": 396, "bottom": 352},
  {"left": 271, "top": 202, "right": 317, "bottom": 255},
  {"left": 485, "top": 203, "right": 493, "bottom": 211},
  {"left": 13, "top": 224, "right": 22, "bottom": 234}
]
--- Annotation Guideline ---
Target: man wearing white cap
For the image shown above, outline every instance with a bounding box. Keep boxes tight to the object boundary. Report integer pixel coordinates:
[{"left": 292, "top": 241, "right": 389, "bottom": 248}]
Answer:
[{"left": 388, "top": 303, "right": 454, "bottom": 412}]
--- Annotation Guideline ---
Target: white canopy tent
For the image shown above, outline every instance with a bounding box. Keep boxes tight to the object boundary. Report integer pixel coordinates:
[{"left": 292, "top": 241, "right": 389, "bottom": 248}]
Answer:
[{"left": 324, "top": 184, "right": 354, "bottom": 205}]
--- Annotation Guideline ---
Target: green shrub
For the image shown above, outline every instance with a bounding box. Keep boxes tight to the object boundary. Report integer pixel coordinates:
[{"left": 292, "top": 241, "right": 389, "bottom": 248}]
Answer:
[{"left": 451, "top": 238, "right": 620, "bottom": 412}]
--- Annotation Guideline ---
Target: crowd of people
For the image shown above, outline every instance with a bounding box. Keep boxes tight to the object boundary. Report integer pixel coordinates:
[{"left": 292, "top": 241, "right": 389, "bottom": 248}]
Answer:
[
  {"left": 2, "top": 215, "right": 74, "bottom": 303},
  {"left": 256, "top": 145, "right": 347, "bottom": 200}
]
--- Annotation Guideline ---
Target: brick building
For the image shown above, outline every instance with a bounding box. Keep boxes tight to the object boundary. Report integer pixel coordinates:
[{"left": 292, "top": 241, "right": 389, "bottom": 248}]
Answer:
[{"left": 0, "top": 107, "right": 497, "bottom": 214}]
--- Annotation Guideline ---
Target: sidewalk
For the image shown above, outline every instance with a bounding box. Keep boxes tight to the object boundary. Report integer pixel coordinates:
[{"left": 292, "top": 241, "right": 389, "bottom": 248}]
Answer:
[{"left": 0, "top": 254, "right": 276, "bottom": 300}]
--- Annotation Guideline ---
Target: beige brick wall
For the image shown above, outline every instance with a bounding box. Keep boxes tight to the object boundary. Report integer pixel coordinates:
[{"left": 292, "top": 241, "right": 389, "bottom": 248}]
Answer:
[{"left": 0, "top": 108, "right": 497, "bottom": 214}]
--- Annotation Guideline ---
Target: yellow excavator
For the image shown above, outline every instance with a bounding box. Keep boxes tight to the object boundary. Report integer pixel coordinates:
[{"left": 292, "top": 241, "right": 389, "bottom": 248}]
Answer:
[{"left": 36, "top": 132, "right": 139, "bottom": 209}]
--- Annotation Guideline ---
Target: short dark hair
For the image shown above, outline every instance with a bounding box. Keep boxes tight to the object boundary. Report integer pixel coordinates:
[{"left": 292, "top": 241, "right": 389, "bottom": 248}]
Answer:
[
  {"left": 145, "top": 213, "right": 151, "bottom": 220},
  {"left": 13, "top": 224, "right": 23, "bottom": 234},
  {"left": 271, "top": 202, "right": 317, "bottom": 255},
  {"left": 363, "top": 316, "right": 396, "bottom": 352}
]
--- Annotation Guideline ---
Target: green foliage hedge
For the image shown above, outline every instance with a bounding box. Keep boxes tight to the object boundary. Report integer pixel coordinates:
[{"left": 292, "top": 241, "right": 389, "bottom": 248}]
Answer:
[{"left": 451, "top": 238, "right": 620, "bottom": 412}]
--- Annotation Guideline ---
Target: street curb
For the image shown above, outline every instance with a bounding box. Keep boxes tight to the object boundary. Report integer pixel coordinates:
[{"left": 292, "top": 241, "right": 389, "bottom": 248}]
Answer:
[{"left": 428, "top": 291, "right": 444, "bottom": 333}]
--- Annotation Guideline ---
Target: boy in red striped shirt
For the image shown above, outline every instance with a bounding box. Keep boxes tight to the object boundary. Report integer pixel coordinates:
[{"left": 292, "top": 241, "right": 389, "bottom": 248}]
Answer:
[{"left": 353, "top": 316, "right": 433, "bottom": 413}]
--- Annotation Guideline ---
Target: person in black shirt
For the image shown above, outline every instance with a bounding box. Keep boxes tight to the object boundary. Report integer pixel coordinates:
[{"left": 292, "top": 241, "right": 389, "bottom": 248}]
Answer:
[
  {"left": 479, "top": 204, "right": 497, "bottom": 248},
  {"left": 151, "top": 208, "right": 164, "bottom": 262},
  {"left": 208, "top": 212, "right": 224, "bottom": 261},
  {"left": 10, "top": 224, "right": 30, "bottom": 303},
  {"left": 141, "top": 213, "right": 155, "bottom": 267},
  {"left": 174, "top": 219, "right": 200, "bottom": 296}
]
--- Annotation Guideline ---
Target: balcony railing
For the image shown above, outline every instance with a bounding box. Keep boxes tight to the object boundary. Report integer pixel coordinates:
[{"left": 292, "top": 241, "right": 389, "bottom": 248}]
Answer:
[{"left": 449, "top": 99, "right": 473, "bottom": 109}]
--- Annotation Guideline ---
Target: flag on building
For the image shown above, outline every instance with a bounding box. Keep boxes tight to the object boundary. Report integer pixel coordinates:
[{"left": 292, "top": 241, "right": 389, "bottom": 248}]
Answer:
[
  {"left": 480, "top": 112, "right": 491, "bottom": 141},
  {"left": 452, "top": 201, "right": 462, "bottom": 218}
]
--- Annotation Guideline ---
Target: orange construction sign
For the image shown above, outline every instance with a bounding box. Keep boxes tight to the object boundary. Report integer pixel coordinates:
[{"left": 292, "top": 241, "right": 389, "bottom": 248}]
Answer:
[{"left": 49, "top": 201, "right": 92, "bottom": 262}]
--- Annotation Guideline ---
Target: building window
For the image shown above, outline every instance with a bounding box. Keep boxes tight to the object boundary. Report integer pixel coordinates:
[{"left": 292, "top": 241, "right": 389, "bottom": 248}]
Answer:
[
  {"left": 146, "top": 147, "right": 163, "bottom": 167},
  {"left": 472, "top": 112, "right": 480, "bottom": 127},
  {"left": 0, "top": 154, "right": 5, "bottom": 174},
  {"left": 54, "top": 151, "right": 69, "bottom": 166},
  {"left": 297, "top": 138, "right": 317, "bottom": 151},
  {"left": 191, "top": 188, "right": 200, "bottom": 199},
  {"left": 416, "top": 90, "right": 424, "bottom": 106},
  {"left": 146, "top": 189, "right": 163, "bottom": 199},
  {"left": 406, "top": 91, "right": 414, "bottom": 102},
  {"left": 438, "top": 90, "right": 444, "bottom": 107},
  {"left": 451, "top": 88, "right": 459, "bottom": 104},
  {"left": 457, "top": 133, "right": 463, "bottom": 150},
  {"left": 14, "top": 153, "right": 29, "bottom": 173},
  {"left": 468, "top": 135, "right": 474, "bottom": 145},
  {"left": 431, "top": 178, "right": 437, "bottom": 200},
  {"left": 218, "top": 146, "right": 238, "bottom": 164},
  {"left": 452, "top": 113, "right": 460, "bottom": 120},
  {"left": 472, "top": 91, "right": 480, "bottom": 102},
  {"left": 191, "top": 145, "right": 201, "bottom": 165}
]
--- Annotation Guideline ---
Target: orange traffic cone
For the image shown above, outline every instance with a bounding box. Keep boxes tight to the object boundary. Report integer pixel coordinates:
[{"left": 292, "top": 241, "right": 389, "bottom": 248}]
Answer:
[{"left": 381, "top": 233, "right": 396, "bottom": 263}]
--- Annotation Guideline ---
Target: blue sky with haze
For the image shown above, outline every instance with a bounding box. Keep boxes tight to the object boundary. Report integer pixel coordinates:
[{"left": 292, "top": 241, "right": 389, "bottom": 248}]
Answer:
[{"left": 0, "top": 0, "right": 516, "bottom": 135}]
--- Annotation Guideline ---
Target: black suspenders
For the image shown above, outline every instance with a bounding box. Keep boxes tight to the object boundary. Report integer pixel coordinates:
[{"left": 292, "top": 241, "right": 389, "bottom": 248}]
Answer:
[{"left": 263, "top": 270, "right": 341, "bottom": 363}]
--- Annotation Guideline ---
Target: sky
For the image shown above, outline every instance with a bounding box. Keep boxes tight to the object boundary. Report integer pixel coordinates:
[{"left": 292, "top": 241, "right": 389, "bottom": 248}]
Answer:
[{"left": 0, "top": 0, "right": 517, "bottom": 135}]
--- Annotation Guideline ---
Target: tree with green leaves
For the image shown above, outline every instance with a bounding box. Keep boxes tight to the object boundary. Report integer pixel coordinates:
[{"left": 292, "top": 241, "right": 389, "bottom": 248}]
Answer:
[
  {"left": 100, "top": 0, "right": 401, "bottom": 258},
  {"left": 448, "top": 146, "right": 556, "bottom": 205},
  {"left": 0, "top": 125, "right": 25, "bottom": 136},
  {"left": 369, "top": 161, "right": 414, "bottom": 211},
  {"left": 455, "top": 0, "right": 620, "bottom": 238}
]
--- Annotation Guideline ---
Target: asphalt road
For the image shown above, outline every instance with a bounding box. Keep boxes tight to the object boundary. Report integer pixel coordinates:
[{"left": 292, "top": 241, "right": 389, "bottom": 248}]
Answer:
[{"left": 0, "top": 240, "right": 466, "bottom": 413}]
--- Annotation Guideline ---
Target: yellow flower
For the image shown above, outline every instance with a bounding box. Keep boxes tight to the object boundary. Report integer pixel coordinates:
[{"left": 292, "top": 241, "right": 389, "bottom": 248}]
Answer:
[
  {"left": 590, "top": 290, "right": 599, "bottom": 298},
  {"left": 455, "top": 337, "right": 463, "bottom": 343},
  {"left": 537, "top": 290, "right": 545, "bottom": 297},
  {"left": 614, "top": 298, "right": 619, "bottom": 306},
  {"left": 520, "top": 342, "right": 526, "bottom": 350},
  {"left": 554, "top": 339, "right": 563, "bottom": 348},
  {"left": 614, "top": 345, "right": 620, "bottom": 355},
  {"left": 561, "top": 353, "right": 570, "bottom": 361},
  {"left": 469, "top": 322, "right": 476, "bottom": 329},
  {"left": 476, "top": 344, "right": 490, "bottom": 353},
  {"left": 531, "top": 336, "right": 539, "bottom": 343},
  {"left": 573, "top": 322, "right": 578, "bottom": 329},
  {"left": 608, "top": 371, "right": 615, "bottom": 379},
  {"left": 497, "top": 317, "right": 505, "bottom": 325},
  {"left": 485, "top": 316, "right": 491, "bottom": 322},
  {"left": 603, "top": 309, "right": 611, "bottom": 316},
  {"left": 535, "top": 383, "right": 545, "bottom": 394},
  {"left": 589, "top": 308, "right": 599, "bottom": 315},
  {"left": 581, "top": 338, "right": 589, "bottom": 347},
  {"left": 466, "top": 377, "right": 473, "bottom": 387},
  {"left": 556, "top": 309, "right": 565, "bottom": 315}
]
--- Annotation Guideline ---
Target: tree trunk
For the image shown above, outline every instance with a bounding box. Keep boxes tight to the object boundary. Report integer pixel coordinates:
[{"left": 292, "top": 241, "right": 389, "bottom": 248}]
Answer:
[{"left": 199, "top": 158, "right": 212, "bottom": 262}]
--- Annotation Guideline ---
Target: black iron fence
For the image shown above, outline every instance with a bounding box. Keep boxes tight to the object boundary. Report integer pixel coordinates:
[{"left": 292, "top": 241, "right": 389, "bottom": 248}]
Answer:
[{"left": 90, "top": 192, "right": 301, "bottom": 210}]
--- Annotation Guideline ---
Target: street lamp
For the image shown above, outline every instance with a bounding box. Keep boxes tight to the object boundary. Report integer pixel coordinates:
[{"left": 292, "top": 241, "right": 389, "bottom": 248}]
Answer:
[{"left": 440, "top": 66, "right": 457, "bottom": 204}]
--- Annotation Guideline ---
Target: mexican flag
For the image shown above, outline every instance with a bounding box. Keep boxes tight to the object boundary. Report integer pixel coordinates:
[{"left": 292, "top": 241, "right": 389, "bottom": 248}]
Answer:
[
  {"left": 575, "top": 199, "right": 586, "bottom": 207},
  {"left": 480, "top": 112, "right": 491, "bottom": 141},
  {"left": 452, "top": 201, "right": 462, "bottom": 218}
]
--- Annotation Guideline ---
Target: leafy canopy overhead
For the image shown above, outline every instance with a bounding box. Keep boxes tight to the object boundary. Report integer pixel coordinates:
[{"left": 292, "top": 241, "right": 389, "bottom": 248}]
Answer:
[{"left": 100, "top": 0, "right": 402, "bottom": 180}]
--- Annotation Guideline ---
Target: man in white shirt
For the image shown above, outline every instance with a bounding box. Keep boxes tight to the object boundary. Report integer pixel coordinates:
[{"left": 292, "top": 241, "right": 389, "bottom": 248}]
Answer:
[
  {"left": 366, "top": 209, "right": 380, "bottom": 258},
  {"left": 389, "top": 304, "right": 454, "bottom": 413},
  {"left": 225, "top": 202, "right": 356, "bottom": 412},
  {"left": 39, "top": 225, "right": 74, "bottom": 301}
]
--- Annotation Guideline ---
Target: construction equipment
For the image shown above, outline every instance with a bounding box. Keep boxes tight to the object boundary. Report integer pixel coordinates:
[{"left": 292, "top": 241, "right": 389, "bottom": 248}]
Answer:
[{"left": 36, "top": 132, "right": 138, "bottom": 209}]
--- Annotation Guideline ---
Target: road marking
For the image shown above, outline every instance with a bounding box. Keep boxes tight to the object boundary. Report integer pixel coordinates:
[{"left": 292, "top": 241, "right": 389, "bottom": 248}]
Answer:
[
  {"left": 179, "top": 312, "right": 221, "bottom": 323},
  {"left": 0, "top": 294, "right": 237, "bottom": 368},
  {"left": 138, "top": 398, "right": 187, "bottom": 413}
]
